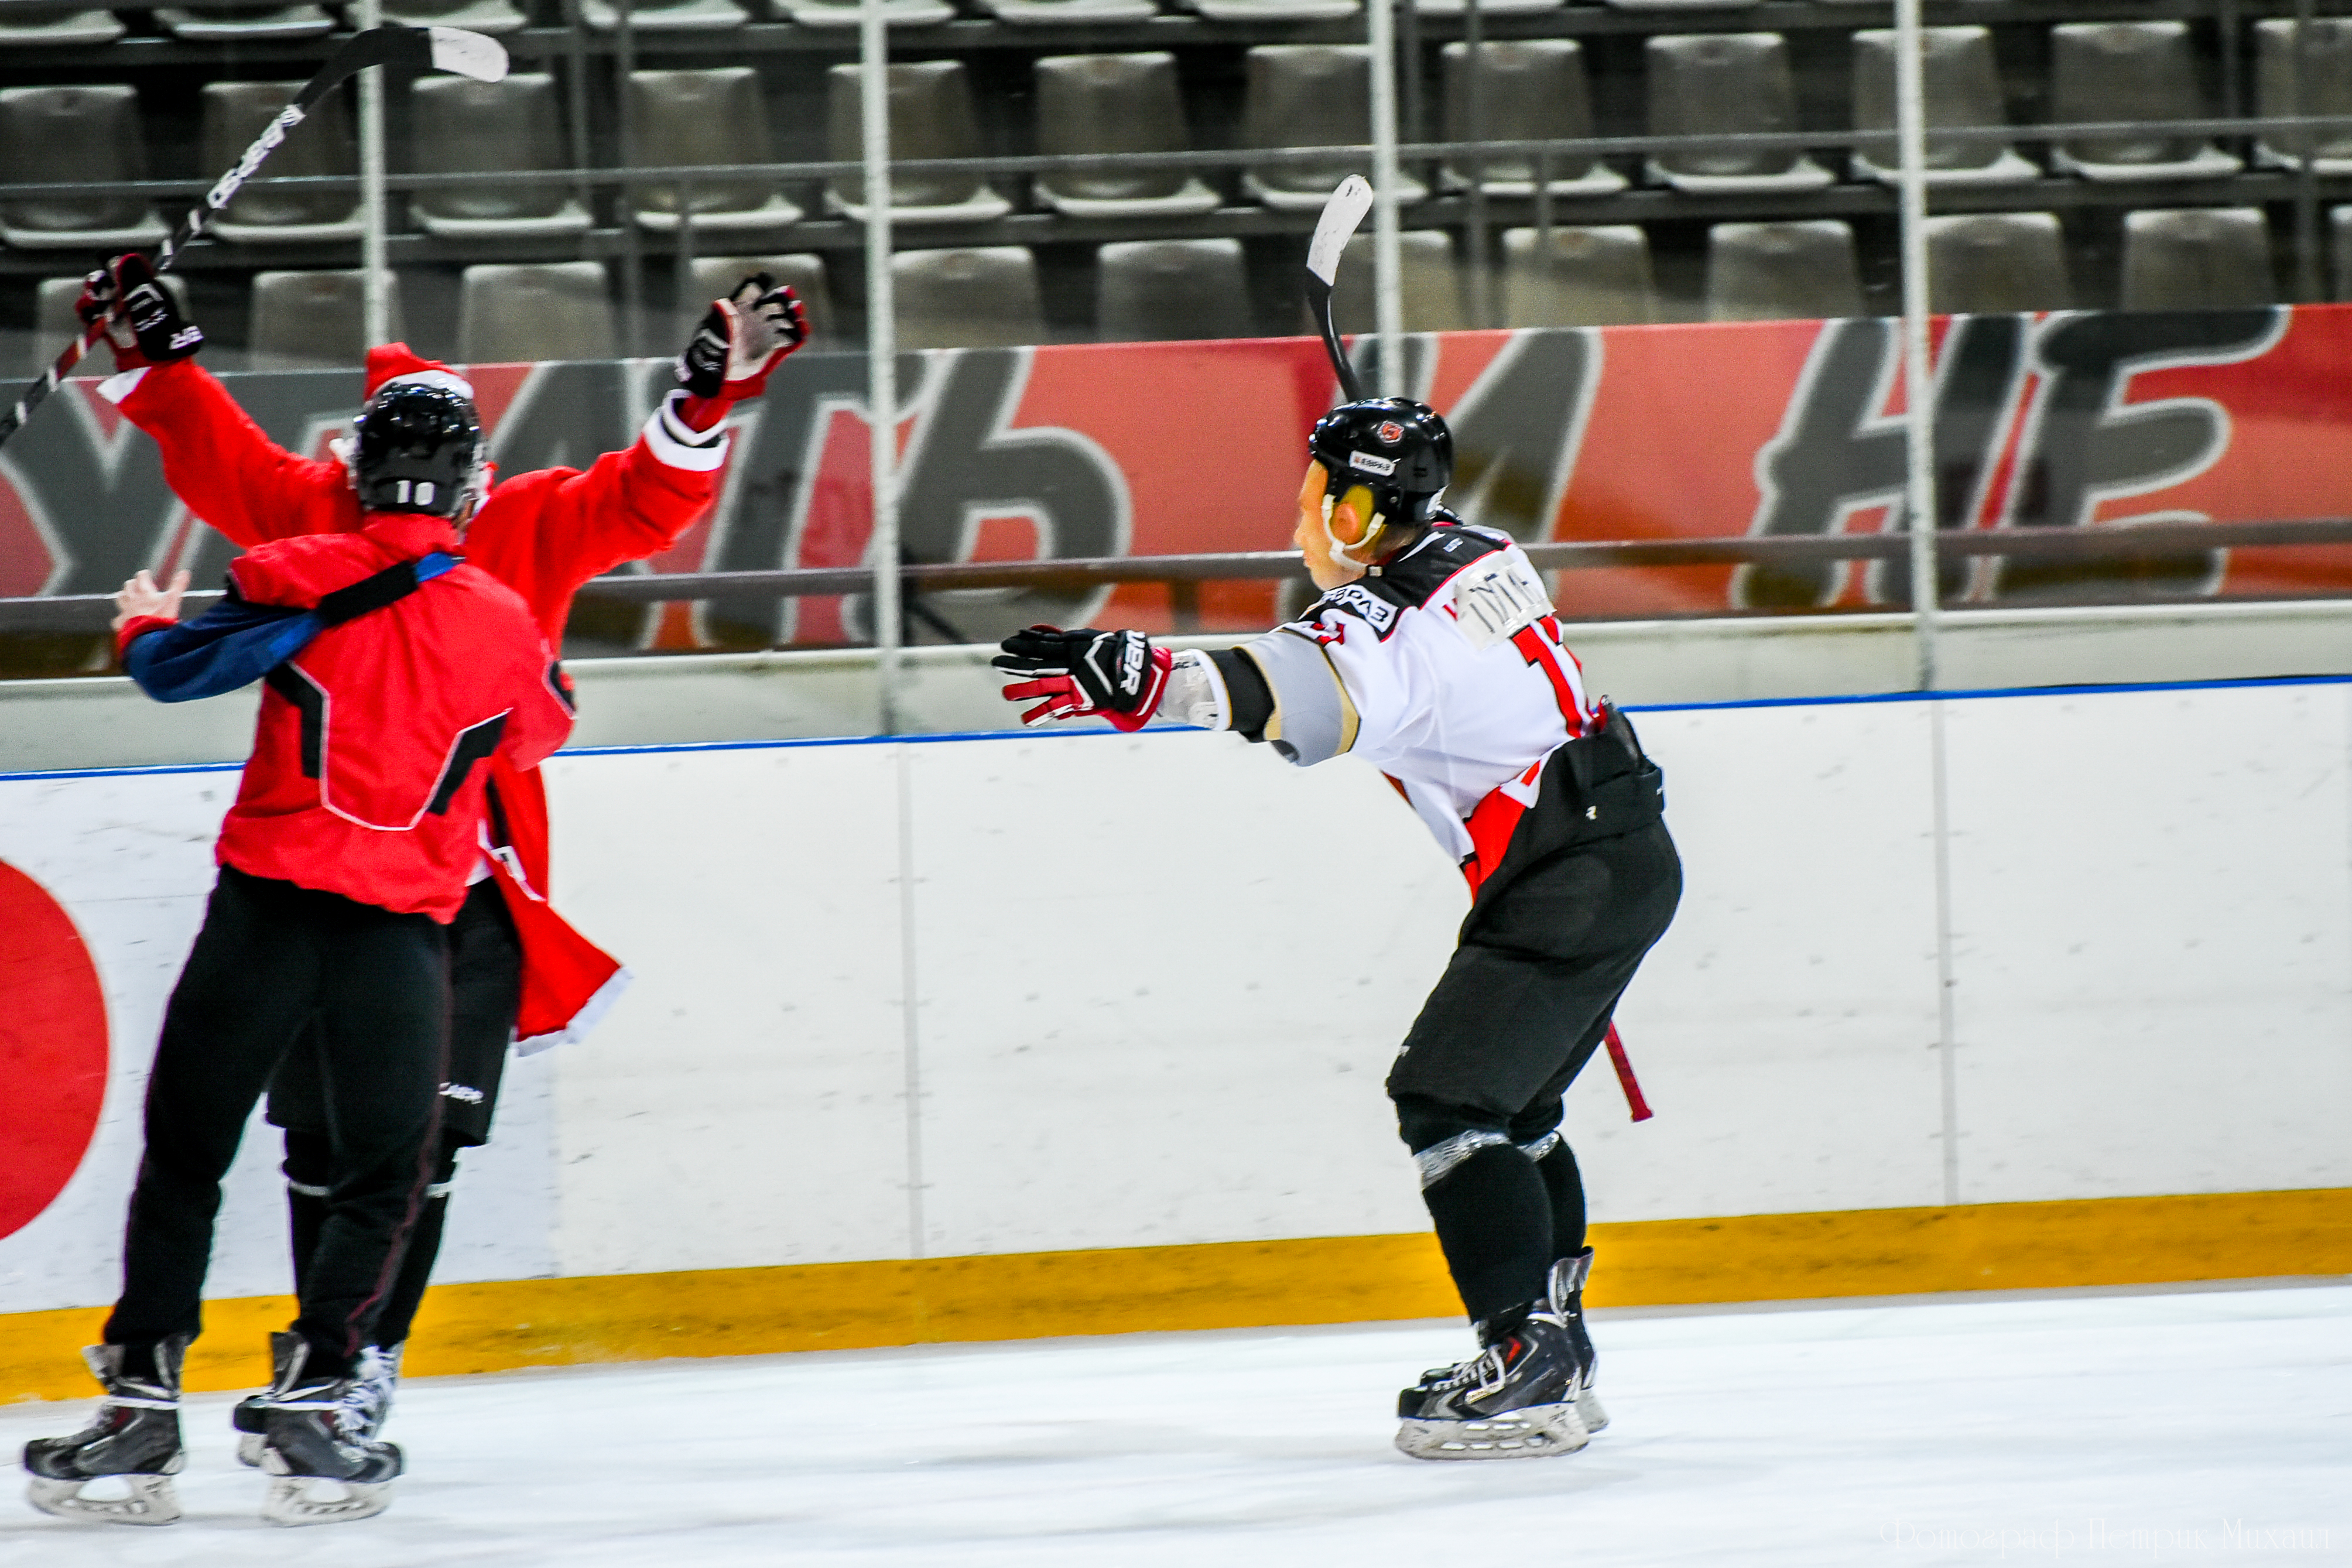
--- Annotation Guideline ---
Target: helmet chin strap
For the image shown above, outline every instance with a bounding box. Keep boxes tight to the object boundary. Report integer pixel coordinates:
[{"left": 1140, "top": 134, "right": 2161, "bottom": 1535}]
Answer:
[{"left": 1321, "top": 487, "right": 1389, "bottom": 570}]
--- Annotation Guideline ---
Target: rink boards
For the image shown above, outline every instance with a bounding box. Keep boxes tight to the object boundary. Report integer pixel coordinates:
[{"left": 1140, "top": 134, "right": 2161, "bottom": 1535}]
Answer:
[{"left": 2, "top": 676, "right": 2350, "bottom": 1396}]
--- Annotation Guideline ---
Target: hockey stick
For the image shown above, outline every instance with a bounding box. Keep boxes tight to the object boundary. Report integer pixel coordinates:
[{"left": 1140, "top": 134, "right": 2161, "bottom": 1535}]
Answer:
[
  {"left": 0, "top": 24, "right": 508, "bottom": 452},
  {"left": 1304, "top": 174, "right": 1375, "bottom": 404},
  {"left": 1603, "top": 1021, "right": 1653, "bottom": 1122}
]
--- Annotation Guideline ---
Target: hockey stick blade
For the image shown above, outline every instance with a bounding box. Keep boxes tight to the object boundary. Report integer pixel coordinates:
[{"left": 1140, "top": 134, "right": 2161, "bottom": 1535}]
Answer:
[
  {"left": 1306, "top": 175, "right": 1374, "bottom": 405},
  {"left": 0, "top": 25, "right": 507, "bottom": 451}
]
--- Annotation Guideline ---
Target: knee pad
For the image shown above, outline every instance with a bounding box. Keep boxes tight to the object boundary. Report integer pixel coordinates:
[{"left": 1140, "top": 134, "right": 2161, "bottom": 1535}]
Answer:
[{"left": 1394, "top": 1094, "right": 1520, "bottom": 1190}]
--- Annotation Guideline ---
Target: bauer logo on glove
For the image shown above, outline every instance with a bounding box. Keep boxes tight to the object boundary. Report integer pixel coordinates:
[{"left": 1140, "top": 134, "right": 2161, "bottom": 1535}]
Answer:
[{"left": 993, "top": 625, "right": 1172, "bottom": 732}]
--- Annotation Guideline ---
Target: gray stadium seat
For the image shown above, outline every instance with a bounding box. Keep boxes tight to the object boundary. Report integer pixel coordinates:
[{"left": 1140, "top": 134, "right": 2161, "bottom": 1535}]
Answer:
[
  {"left": 1706, "top": 222, "right": 1863, "bottom": 321},
  {"left": 1244, "top": 47, "right": 1427, "bottom": 211},
  {"left": 1181, "top": 0, "right": 1354, "bottom": 22},
  {"left": 459, "top": 263, "right": 618, "bottom": 364},
  {"left": 33, "top": 275, "right": 190, "bottom": 373},
  {"left": 1851, "top": 28, "right": 2037, "bottom": 186},
  {"left": 0, "top": 87, "right": 165, "bottom": 251},
  {"left": 1605, "top": 0, "right": 1753, "bottom": 14},
  {"left": 628, "top": 70, "right": 800, "bottom": 235},
  {"left": 0, "top": 7, "right": 125, "bottom": 45},
  {"left": 893, "top": 248, "right": 1047, "bottom": 351},
  {"left": 684, "top": 255, "right": 837, "bottom": 344},
  {"left": 2255, "top": 20, "right": 2352, "bottom": 172},
  {"left": 2049, "top": 24, "right": 2240, "bottom": 181},
  {"left": 1035, "top": 55, "right": 1219, "bottom": 217},
  {"left": 827, "top": 63, "right": 1011, "bottom": 224},
  {"left": 410, "top": 74, "right": 591, "bottom": 239},
  {"left": 1415, "top": 0, "right": 1559, "bottom": 16},
  {"left": 978, "top": 0, "right": 1155, "bottom": 21},
  {"left": 2333, "top": 207, "right": 2352, "bottom": 300},
  {"left": 248, "top": 271, "right": 408, "bottom": 371},
  {"left": 581, "top": 0, "right": 746, "bottom": 28},
  {"left": 202, "top": 81, "right": 361, "bottom": 242},
  {"left": 1922, "top": 213, "right": 2072, "bottom": 314},
  {"left": 775, "top": 0, "right": 952, "bottom": 25},
  {"left": 382, "top": 0, "right": 528, "bottom": 31},
  {"left": 1316, "top": 231, "right": 1467, "bottom": 334},
  {"left": 1646, "top": 36, "right": 1833, "bottom": 193},
  {"left": 156, "top": 5, "right": 335, "bottom": 39},
  {"left": 2120, "top": 209, "right": 2276, "bottom": 311},
  {"left": 1095, "top": 239, "right": 1253, "bottom": 342},
  {"left": 1442, "top": 42, "right": 1624, "bottom": 196},
  {"left": 1502, "top": 226, "right": 1658, "bottom": 327}
]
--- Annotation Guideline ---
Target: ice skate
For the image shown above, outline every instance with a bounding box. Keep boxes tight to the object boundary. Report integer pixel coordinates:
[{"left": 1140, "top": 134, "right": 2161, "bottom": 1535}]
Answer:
[
  {"left": 1549, "top": 1248, "right": 1608, "bottom": 1434},
  {"left": 22, "top": 1337, "right": 190, "bottom": 1525},
  {"left": 237, "top": 1340, "right": 399, "bottom": 1468},
  {"left": 1395, "top": 1303, "right": 1589, "bottom": 1461},
  {"left": 251, "top": 1333, "right": 404, "bottom": 1525}
]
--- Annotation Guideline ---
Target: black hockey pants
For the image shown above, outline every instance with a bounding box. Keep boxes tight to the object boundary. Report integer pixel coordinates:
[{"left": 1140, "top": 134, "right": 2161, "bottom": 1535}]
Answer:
[
  {"left": 103, "top": 867, "right": 449, "bottom": 1377},
  {"left": 1387, "top": 712, "right": 1682, "bottom": 1329}
]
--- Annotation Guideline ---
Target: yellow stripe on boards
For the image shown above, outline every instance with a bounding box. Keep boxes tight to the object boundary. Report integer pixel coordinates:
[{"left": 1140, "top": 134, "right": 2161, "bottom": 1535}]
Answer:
[{"left": 2, "top": 1186, "right": 2345, "bottom": 1405}]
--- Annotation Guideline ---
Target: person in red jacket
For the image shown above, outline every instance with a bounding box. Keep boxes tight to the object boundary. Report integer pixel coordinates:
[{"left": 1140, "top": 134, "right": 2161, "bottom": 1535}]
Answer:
[
  {"left": 25, "top": 379, "right": 576, "bottom": 1528},
  {"left": 65, "top": 254, "right": 807, "bottom": 1448}
]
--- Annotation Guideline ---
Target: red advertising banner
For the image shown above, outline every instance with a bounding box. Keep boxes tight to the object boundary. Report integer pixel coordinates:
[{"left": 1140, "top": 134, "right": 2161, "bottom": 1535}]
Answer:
[{"left": 5, "top": 306, "right": 2346, "bottom": 656}]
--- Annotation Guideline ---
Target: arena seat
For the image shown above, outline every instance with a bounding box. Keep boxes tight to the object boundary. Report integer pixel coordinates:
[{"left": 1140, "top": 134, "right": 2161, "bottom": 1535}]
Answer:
[
  {"left": 1502, "top": 226, "right": 1658, "bottom": 327},
  {"left": 1921, "top": 213, "right": 2073, "bottom": 313},
  {"left": 1442, "top": 42, "right": 1624, "bottom": 196},
  {"left": 1317, "top": 230, "right": 1468, "bottom": 333},
  {"left": 458, "top": 263, "right": 618, "bottom": 364},
  {"left": 773, "top": 0, "right": 953, "bottom": 26},
  {"left": 827, "top": 63, "right": 1011, "bottom": 224},
  {"left": 1182, "top": 0, "right": 1355, "bottom": 23},
  {"left": 0, "top": 6, "right": 125, "bottom": 46},
  {"left": 893, "top": 248, "right": 1047, "bottom": 350},
  {"left": 1705, "top": 221, "right": 1863, "bottom": 321},
  {"left": 1413, "top": 0, "right": 1558, "bottom": 17},
  {"left": 381, "top": 0, "right": 528, "bottom": 31},
  {"left": 410, "top": 74, "right": 591, "bottom": 239},
  {"left": 2255, "top": 19, "right": 2352, "bottom": 172},
  {"left": 1851, "top": 28, "right": 2038, "bottom": 186},
  {"left": 1095, "top": 239, "right": 1252, "bottom": 341},
  {"left": 977, "top": 0, "right": 1155, "bottom": 22},
  {"left": 0, "top": 85, "right": 164, "bottom": 252},
  {"left": 684, "top": 254, "right": 837, "bottom": 344},
  {"left": 2049, "top": 23, "right": 2240, "bottom": 181},
  {"left": 202, "top": 81, "right": 361, "bottom": 242},
  {"left": 1035, "top": 54, "right": 1218, "bottom": 217},
  {"left": 1646, "top": 35, "right": 1833, "bottom": 192},
  {"left": 580, "top": 0, "right": 746, "bottom": 29},
  {"left": 156, "top": 4, "right": 335, "bottom": 39},
  {"left": 627, "top": 70, "right": 801, "bottom": 235},
  {"left": 2120, "top": 208, "right": 2276, "bottom": 311},
  {"left": 1243, "top": 47, "right": 1426, "bottom": 211},
  {"left": 248, "top": 271, "right": 408, "bottom": 370}
]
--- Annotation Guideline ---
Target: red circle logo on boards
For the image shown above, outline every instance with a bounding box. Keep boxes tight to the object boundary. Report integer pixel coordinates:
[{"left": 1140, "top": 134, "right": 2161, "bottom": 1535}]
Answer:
[{"left": 0, "top": 861, "right": 109, "bottom": 1241}]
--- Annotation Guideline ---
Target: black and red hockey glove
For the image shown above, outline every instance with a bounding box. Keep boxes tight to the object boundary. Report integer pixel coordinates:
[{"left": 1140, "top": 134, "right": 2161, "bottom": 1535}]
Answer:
[
  {"left": 994, "top": 625, "right": 1171, "bottom": 731},
  {"left": 76, "top": 254, "right": 203, "bottom": 372},
  {"left": 675, "top": 272, "right": 808, "bottom": 402}
]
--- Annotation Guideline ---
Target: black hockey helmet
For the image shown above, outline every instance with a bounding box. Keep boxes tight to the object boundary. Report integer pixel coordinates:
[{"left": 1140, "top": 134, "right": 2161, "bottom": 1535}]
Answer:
[
  {"left": 1308, "top": 397, "right": 1451, "bottom": 526},
  {"left": 351, "top": 382, "right": 482, "bottom": 519}
]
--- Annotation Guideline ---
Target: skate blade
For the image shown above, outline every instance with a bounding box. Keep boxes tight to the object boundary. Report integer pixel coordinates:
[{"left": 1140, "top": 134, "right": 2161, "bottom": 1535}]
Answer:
[
  {"left": 258, "top": 1449, "right": 394, "bottom": 1526},
  {"left": 1575, "top": 1386, "right": 1610, "bottom": 1435},
  {"left": 1395, "top": 1402, "right": 1590, "bottom": 1462},
  {"left": 26, "top": 1472, "right": 183, "bottom": 1526}
]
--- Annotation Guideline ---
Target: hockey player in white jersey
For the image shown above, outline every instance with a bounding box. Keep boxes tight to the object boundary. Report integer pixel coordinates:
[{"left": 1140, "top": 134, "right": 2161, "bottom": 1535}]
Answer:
[{"left": 994, "top": 396, "right": 1682, "bottom": 1461}]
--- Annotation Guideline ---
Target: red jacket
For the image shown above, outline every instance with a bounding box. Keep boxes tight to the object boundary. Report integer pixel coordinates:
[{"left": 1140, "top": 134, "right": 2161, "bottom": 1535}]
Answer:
[
  {"left": 104, "top": 355, "right": 726, "bottom": 1043},
  {"left": 120, "top": 513, "right": 574, "bottom": 922}
]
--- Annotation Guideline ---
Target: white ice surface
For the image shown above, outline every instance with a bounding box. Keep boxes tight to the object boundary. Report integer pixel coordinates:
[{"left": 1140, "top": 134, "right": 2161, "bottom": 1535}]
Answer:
[{"left": 1, "top": 1283, "right": 2346, "bottom": 1566}]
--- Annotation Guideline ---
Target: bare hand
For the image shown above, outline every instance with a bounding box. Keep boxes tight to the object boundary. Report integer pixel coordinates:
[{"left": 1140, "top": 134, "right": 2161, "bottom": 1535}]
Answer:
[{"left": 112, "top": 568, "right": 189, "bottom": 631}]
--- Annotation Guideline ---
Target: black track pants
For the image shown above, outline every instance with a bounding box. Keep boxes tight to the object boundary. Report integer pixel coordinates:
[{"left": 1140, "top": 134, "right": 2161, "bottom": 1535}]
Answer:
[{"left": 102, "top": 867, "right": 449, "bottom": 1376}]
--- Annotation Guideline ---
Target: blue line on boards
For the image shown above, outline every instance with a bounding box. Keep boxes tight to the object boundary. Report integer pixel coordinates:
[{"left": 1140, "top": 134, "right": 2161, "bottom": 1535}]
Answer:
[{"left": 7, "top": 670, "right": 2351, "bottom": 782}]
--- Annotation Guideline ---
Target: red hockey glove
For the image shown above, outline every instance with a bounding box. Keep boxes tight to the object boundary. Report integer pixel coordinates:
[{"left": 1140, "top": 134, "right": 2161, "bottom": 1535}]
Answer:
[
  {"left": 993, "top": 625, "right": 1171, "bottom": 731},
  {"left": 675, "top": 273, "right": 808, "bottom": 403},
  {"left": 76, "top": 254, "right": 203, "bottom": 372}
]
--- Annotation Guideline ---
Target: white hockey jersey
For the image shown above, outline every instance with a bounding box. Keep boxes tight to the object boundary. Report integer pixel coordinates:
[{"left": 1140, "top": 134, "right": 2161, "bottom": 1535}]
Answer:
[{"left": 1167, "top": 522, "right": 1601, "bottom": 879}]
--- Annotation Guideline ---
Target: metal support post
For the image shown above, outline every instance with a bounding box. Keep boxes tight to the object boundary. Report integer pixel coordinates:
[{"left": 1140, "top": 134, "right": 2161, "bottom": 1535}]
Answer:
[
  {"left": 862, "top": 9, "right": 903, "bottom": 733},
  {"left": 1895, "top": 0, "right": 1941, "bottom": 689}
]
